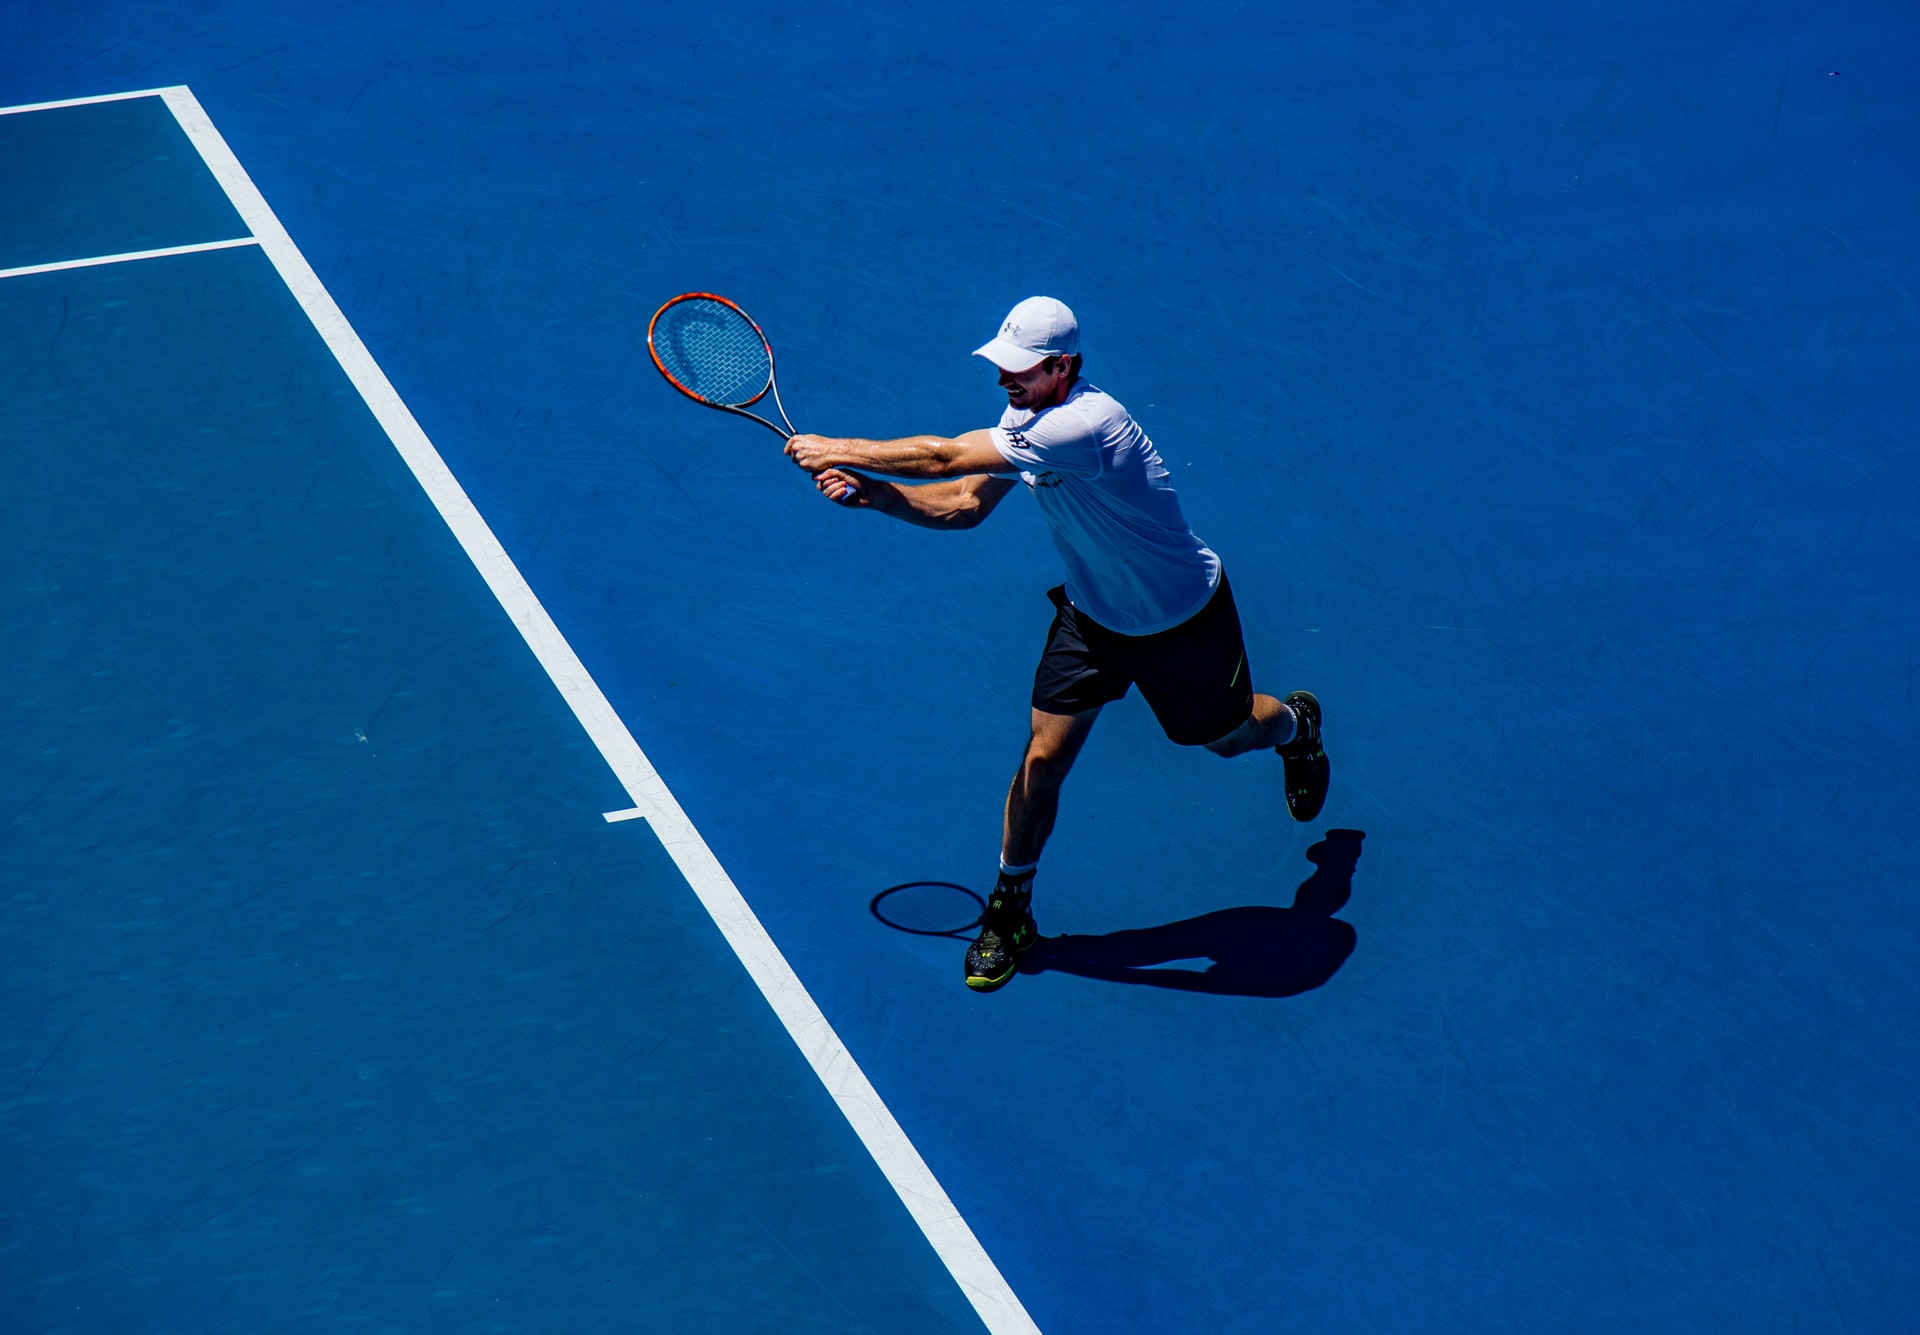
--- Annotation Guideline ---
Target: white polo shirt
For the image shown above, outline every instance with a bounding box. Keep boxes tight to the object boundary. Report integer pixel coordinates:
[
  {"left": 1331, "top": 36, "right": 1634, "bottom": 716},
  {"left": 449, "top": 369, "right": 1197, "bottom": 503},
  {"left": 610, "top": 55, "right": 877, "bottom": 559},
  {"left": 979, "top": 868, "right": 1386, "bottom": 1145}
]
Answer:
[{"left": 990, "top": 380, "right": 1221, "bottom": 635}]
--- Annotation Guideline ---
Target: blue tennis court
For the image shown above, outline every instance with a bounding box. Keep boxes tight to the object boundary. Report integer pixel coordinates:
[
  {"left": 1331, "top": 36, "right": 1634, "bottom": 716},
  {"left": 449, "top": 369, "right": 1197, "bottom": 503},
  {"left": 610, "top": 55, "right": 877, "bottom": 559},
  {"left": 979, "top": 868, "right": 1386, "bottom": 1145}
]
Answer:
[{"left": 3, "top": 5, "right": 1916, "bottom": 1332}]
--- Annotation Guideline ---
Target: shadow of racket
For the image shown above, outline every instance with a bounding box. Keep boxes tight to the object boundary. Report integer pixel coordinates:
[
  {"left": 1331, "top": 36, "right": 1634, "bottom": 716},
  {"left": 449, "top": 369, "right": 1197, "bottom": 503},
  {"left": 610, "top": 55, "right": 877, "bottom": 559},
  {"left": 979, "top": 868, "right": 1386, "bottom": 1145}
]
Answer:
[{"left": 870, "top": 882, "right": 987, "bottom": 940}]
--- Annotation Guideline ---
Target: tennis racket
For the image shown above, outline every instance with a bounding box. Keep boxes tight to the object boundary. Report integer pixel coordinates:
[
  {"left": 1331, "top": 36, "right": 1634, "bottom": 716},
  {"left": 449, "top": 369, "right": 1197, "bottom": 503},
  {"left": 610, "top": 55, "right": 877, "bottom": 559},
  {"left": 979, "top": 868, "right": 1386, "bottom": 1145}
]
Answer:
[
  {"left": 647, "top": 292, "right": 798, "bottom": 439},
  {"left": 648, "top": 292, "right": 863, "bottom": 506}
]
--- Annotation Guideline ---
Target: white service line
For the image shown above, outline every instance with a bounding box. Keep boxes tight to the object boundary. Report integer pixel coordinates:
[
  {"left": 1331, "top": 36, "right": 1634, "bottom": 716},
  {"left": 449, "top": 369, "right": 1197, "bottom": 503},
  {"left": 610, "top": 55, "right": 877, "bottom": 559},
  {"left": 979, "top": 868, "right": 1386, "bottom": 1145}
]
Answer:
[
  {"left": 0, "top": 236, "right": 257, "bottom": 282},
  {"left": 0, "top": 86, "right": 184, "bottom": 116},
  {"left": 139, "top": 85, "right": 1040, "bottom": 1335}
]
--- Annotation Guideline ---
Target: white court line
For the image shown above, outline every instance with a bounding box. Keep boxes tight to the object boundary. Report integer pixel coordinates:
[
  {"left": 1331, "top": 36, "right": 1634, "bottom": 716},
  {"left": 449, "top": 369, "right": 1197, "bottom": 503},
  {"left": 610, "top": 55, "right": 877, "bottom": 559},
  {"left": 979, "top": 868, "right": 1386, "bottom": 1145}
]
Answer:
[
  {"left": 0, "top": 86, "right": 182, "bottom": 116},
  {"left": 125, "top": 85, "right": 1039, "bottom": 1335},
  {"left": 0, "top": 237, "right": 258, "bottom": 282},
  {"left": 602, "top": 807, "right": 648, "bottom": 824}
]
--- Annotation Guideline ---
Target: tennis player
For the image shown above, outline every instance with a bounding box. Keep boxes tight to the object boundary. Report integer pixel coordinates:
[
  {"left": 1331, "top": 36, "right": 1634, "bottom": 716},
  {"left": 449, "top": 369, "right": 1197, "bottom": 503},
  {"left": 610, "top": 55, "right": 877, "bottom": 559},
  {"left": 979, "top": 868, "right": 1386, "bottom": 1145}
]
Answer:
[{"left": 785, "top": 297, "right": 1329, "bottom": 992}]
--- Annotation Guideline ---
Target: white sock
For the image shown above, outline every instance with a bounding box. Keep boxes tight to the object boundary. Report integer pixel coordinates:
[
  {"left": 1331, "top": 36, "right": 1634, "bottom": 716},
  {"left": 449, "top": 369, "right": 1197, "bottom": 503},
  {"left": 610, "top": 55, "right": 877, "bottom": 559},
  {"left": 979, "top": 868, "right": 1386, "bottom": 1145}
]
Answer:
[
  {"left": 998, "top": 858, "right": 1039, "bottom": 880},
  {"left": 1274, "top": 704, "right": 1298, "bottom": 747}
]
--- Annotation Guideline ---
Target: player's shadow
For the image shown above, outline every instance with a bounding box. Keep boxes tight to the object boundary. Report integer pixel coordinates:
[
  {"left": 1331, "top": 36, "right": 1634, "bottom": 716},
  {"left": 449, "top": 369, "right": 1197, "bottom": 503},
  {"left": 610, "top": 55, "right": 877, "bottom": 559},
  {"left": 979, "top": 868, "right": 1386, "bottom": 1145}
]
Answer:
[{"left": 1019, "top": 829, "right": 1366, "bottom": 997}]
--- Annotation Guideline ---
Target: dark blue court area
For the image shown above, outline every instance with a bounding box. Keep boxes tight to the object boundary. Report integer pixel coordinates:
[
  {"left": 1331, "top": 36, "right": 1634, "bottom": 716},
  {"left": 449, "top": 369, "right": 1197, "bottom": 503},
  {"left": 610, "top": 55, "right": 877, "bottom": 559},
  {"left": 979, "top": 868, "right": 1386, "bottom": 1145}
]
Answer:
[{"left": 4, "top": 4, "right": 1917, "bottom": 1332}]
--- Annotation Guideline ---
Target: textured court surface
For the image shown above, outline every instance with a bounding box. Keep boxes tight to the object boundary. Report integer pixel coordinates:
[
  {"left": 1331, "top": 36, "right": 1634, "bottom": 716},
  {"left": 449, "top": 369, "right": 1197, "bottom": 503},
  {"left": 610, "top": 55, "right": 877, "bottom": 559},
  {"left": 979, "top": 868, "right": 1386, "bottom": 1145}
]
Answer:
[{"left": 4, "top": 4, "right": 1918, "bottom": 1332}]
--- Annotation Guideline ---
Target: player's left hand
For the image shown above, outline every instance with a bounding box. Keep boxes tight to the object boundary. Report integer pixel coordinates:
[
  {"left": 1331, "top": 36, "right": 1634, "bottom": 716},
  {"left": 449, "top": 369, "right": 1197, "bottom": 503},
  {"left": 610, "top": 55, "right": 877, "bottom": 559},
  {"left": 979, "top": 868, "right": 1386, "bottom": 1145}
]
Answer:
[
  {"left": 814, "top": 468, "right": 868, "bottom": 508},
  {"left": 785, "top": 434, "right": 836, "bottom": 472}
]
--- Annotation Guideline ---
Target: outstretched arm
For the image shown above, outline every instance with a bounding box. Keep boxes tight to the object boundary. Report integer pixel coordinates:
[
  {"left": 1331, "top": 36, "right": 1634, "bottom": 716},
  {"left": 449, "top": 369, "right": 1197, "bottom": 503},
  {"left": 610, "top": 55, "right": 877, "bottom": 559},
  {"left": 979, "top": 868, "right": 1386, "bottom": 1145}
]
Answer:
[
  {"left": 814, "top": 469, "right": 1015, "bottom": 530},
  {"left": 786, "top": 428, "right": 1008, "bottom": 480}
]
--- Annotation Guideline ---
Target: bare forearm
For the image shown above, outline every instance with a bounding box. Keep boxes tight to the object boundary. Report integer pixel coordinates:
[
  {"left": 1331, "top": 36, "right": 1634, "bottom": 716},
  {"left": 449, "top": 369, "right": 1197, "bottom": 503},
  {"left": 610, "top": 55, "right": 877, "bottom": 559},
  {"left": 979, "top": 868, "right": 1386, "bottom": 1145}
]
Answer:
[
  {"left": 817, "top": 435, "right": 971, "bottom": 479},
  {"left": 864, "top": 477, "right": 992, "bottom": 529},
  {"left": 787, "top": 429, "right": 1005, "bottom": 480}
]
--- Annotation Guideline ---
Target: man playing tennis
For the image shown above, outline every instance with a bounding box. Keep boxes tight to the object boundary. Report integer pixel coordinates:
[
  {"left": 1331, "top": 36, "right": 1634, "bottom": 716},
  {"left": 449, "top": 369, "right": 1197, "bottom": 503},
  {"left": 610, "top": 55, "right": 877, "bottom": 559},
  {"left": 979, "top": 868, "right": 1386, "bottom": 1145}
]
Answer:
[{"left": 784, "top": 297, "right": 1328, "bottom": 992}]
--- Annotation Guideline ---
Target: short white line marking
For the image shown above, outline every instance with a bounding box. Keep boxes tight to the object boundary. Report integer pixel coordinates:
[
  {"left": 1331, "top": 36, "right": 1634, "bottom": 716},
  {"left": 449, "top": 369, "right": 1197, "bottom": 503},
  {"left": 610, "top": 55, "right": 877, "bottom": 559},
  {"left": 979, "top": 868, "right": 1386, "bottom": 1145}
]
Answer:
[
  {"left": 0, "top": 237, "right": 258, "bottom": 282},
  {"left": 0, "top": 87, "right": 177, "bottom": 116},
  {"left": 602, "top": 807, "right": 649, "bottom": 824},
  {"left": 149, "top": 84, "right": 1039, "bottom": 1335}
]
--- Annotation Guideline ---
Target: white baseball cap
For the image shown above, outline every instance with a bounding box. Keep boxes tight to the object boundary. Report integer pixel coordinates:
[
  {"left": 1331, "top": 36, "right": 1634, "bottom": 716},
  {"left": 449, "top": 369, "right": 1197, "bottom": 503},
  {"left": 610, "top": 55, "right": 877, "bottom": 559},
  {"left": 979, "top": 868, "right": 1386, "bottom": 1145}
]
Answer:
[{"left": 972, "top": 296, "right": 1080, "bottom": 372}]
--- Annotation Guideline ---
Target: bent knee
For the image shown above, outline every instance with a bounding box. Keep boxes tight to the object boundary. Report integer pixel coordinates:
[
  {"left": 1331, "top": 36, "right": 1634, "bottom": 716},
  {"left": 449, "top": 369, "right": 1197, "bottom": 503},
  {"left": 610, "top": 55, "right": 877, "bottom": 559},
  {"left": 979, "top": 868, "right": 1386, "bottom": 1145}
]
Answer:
[{"left": 1202, "top": 717, "right": 1262, "bottom": 757}]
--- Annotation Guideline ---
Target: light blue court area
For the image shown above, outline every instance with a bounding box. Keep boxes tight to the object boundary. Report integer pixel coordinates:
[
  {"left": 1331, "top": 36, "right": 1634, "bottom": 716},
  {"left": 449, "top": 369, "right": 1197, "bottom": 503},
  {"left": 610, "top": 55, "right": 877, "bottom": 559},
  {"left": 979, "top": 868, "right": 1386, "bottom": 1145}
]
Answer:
[
  {"left": 0, "top": 101, "right": 980, "bottom": 1333},
  {"left": 0, "top": 95, "right": 246, "bottom": 270}
]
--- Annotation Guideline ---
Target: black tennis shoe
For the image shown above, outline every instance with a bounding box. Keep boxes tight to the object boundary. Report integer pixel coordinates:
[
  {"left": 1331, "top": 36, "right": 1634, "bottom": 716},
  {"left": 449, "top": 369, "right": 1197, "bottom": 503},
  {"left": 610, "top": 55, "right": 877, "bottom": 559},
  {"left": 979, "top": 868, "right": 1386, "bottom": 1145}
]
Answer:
[
  {"left": 965, "top": 873, "right": 1037, "bottom": 993},
  {"left": 1276, "top": 690, "right": 1330, "bottom": 822}
]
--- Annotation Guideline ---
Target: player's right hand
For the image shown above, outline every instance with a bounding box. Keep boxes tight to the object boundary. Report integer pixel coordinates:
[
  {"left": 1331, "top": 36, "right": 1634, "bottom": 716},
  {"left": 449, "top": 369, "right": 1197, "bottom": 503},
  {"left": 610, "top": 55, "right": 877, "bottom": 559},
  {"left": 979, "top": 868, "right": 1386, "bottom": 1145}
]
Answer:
[{"left": 785, "top": 434, "right": 835, "bottom": 473}]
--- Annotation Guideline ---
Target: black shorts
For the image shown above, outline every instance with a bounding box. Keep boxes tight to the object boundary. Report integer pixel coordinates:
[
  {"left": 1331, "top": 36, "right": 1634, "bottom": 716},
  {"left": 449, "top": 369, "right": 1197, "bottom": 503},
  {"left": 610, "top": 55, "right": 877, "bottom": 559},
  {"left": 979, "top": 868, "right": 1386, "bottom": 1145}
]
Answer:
[{"left": 1031, "top": 574, "right": 1255, "bottom": 746}]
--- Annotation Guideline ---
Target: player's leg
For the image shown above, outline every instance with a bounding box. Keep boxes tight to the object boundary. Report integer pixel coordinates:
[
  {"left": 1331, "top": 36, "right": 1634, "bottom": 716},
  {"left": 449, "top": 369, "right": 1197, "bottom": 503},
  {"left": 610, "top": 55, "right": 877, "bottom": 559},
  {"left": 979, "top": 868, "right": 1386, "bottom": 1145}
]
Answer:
[
  {"left": 1199, "top": 691, "right": 1329, "bottom": 822},
  {"left": 967, "top": 706, "right": 1102, "bottom": 993},
  {"left": 1202, "top": 693, "right": 1296, "bottom": 757},
  {"left": 967, "top": 588, "right": 1128, "bottom": 993},
  {"left": 1003, "top": 706, "right": 1103, "bottom": 869}
]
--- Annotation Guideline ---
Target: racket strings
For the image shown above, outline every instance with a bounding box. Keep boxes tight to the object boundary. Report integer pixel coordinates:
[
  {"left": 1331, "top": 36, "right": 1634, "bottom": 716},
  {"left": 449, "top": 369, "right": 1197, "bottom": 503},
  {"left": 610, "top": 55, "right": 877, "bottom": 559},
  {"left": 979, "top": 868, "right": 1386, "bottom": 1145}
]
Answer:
[{"left": 652, "top": 298, "right": 772, "bottom": 407}]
